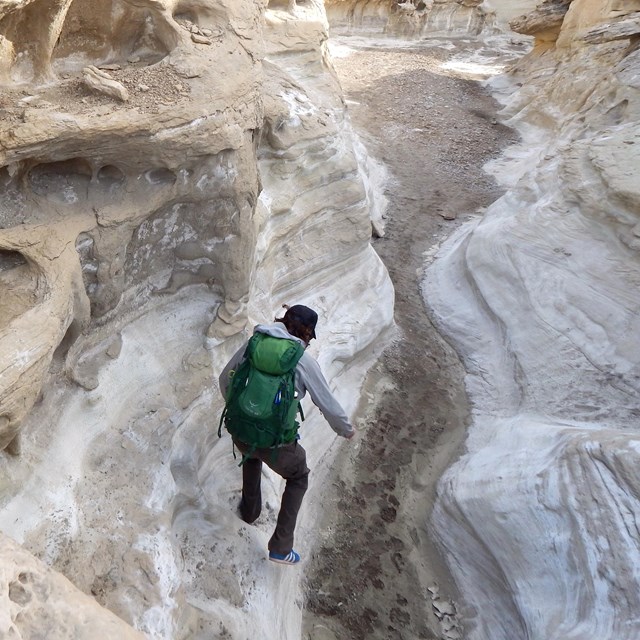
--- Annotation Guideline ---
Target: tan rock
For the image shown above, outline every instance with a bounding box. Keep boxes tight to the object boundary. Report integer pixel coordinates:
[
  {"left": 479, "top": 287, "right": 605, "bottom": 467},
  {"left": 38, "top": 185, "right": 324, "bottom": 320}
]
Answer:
[
  {"left": 0, "top": 0, "right": 74, "bottom": 82},
  {"left": 510, "top": 0, "right": 572, "bottom": 42},
  {"left": 0, "top": 533, "right": 145, "bottom": 639},
  {"left": 82, "top": 65, "right": 129, "bottom": 101},
  {"left": 554, "top": 0, "right": 640, "bottom": 47},
  {"left": 0, "top": 221, "right": 91, "bottom": 452},
  {"left": 582, "top": 11, "right": 640, "bottom": 43},
  {"left": 190, "top": 33, "right": 212, "bottom": 45},
  {"left": 324, "top": 0, "right": 493, "bottom": 36},
  {"left": 0, "top": 1, "right": 393, "bottom": 636},
  {"left": 0, "top": 34, "right": 14, "bottom": 83}
]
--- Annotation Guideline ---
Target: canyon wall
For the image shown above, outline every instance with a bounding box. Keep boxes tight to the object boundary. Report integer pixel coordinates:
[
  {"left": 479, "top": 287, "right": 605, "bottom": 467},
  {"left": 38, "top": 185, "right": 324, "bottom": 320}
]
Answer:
[
  {"left": 6, "top": 0, "right": 630, "bottom": 637},
  {"left": 324, "top": 0, "right": 496, "bottom": 37},
  {"left": 485, "top": 0, "right": 539, "bottom": 24},
  {"left": 424, "top": 1, "right": 640, "bottom": 638},
  {"left": 0, "top": 0, "right": 393, "bottom": 637}
]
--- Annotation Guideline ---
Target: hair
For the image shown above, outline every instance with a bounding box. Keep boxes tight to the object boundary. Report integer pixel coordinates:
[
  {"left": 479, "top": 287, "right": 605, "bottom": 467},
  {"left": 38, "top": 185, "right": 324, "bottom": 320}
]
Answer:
[{"left": 275, "top": 306, "right": 315, "bottom": 344}]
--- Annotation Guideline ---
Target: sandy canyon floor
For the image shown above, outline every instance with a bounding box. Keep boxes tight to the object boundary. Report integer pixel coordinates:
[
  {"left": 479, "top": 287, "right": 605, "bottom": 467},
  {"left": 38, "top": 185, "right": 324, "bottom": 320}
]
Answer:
[{"left": 301, "top": 35, "right": 526, "bottom": 640}]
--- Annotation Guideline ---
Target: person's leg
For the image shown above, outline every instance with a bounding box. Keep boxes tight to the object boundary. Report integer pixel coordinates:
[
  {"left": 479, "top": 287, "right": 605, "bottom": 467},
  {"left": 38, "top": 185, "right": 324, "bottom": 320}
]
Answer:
[
  {"left": 263, "top": 442, "right": 309, "bottom": 555},
  {"left": 234, "top": 441, "right": 262, "bottom": 523}
]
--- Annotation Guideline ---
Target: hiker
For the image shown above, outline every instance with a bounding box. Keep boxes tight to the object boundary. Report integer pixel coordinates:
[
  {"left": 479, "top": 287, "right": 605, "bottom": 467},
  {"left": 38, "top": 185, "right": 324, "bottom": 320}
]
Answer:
[{"left": 218, "top": 304, "right": 356, "bottom": 565}]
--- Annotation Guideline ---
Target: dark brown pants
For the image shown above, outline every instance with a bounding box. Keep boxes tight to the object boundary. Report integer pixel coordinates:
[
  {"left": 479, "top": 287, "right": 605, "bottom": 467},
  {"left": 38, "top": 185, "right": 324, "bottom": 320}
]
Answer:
[{"left": 234, "top": 439, "right": 309, "bottom": 555}]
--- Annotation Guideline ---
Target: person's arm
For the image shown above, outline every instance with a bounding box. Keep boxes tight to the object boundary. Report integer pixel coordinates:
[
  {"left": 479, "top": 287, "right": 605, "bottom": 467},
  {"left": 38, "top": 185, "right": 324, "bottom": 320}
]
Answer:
[
  {"left": 296, "top": 355, "right": 356, "bottom": 439},
  {"left": 218, "top": 343, "right": 248, "bottom": 399}
]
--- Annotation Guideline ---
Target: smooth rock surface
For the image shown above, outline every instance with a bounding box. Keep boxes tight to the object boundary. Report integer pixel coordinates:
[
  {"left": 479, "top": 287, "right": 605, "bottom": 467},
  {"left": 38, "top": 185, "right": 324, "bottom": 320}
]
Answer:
[
  {"left": 424, "top": 1, "right": 640, "bottom": 638},
  {"left": 0, "top": 0, "right": 393, "bottom": 637}
]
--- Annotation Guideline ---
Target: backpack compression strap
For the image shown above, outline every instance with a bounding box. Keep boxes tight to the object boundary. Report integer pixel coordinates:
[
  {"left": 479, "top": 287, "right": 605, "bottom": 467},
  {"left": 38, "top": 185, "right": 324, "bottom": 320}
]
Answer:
[{"left": 217, "top": 340, "right": 252, "bottom": 440}]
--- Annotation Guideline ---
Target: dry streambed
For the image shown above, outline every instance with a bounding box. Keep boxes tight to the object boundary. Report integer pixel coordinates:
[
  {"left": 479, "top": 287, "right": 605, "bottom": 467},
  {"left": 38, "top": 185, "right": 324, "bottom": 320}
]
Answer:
[{"left": 302, "top": 36, "right": 527, "bottom": 640}]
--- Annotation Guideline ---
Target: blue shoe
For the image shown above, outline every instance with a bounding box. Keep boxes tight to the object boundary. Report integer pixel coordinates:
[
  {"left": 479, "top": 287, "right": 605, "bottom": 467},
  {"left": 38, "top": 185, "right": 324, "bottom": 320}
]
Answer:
[{"left": 269, "top": 550, "right": 301, "bottom": 565}]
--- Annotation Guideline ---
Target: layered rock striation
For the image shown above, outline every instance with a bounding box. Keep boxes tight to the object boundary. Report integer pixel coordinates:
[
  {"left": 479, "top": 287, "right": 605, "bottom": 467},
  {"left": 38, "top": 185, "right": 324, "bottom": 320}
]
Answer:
[
  {"left": 0, "top": 0, "right": 393, "bottom": 637},
  {"left": 325, "top": 0, "right": 496, "bottom": 37},
  {"left": 424, "top": 1, "right": 640, "bottom": 638},
  {"left": 0, "top": 0, "right": 266, "bottom": 454}
]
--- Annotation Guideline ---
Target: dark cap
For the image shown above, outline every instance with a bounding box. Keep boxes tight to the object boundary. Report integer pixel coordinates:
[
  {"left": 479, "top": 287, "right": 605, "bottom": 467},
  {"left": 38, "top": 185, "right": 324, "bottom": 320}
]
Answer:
[{"left": 284, "top": 304, "right": 318, "bottom": 339}]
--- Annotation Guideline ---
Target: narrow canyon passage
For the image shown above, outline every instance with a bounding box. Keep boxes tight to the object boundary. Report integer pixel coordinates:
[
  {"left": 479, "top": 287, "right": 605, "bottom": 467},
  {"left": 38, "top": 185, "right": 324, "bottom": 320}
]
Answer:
[
  {"left": 303, "top": 38, "right": 522, "bottom": 640},
  {"left": 2, "top": 2, "right": 638, "bottom": 638}
]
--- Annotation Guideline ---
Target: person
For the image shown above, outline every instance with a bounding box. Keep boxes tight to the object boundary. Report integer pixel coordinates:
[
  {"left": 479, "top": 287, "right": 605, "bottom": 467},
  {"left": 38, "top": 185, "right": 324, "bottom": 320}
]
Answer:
[{"left": 219, "top": 304, "right": 356, "bottom": 565}]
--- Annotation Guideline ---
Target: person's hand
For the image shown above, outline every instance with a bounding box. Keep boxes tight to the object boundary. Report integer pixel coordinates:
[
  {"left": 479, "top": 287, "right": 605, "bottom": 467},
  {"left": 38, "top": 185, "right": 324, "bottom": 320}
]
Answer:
[{"left": 345, "top": 426, "right": 356, "bottom": 440}]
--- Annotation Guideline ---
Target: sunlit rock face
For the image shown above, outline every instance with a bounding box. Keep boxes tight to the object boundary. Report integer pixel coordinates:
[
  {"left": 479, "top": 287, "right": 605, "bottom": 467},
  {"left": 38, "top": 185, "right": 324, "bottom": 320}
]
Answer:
[
  {"left": 0, "top": 0, "right": 393, "bottom": 637},
  {"left": 424, "top": 1, "right": 640, "bottom": 638},
  {"left": 324, "top": 0, "right": 495, "bottom": 36}
]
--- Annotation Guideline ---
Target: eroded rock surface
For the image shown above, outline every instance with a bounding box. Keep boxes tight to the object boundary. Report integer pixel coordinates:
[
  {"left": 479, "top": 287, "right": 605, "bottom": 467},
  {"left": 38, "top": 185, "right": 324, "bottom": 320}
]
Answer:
[
  {"left": 0, "top": 532, "right": 145, "bottom": 639},
  {"left": 425, "top": 1, "right": 640, "bottom": 638},
  {"left": 510, "top": 0, "right": 573, "bottom": 42},
  {"left": 0, "top": 0, "right": 266, "bottom": 455},
  {"left": 0, "top": 0, "right": 393, "bottom": 637},
  {"left": 325, "top": 0, "right": 495, "bottom": 36}
]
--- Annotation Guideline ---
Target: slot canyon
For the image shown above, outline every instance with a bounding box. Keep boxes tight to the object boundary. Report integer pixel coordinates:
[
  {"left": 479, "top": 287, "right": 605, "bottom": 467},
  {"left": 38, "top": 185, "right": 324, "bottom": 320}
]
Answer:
[{"left": 1, "top": 1, "right": 639, "bottom": 639}]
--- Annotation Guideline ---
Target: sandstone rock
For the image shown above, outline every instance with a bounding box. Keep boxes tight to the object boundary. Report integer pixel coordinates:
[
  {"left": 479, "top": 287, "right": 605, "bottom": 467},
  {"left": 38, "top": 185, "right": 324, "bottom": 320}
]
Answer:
[
  {"left": 433, "top": 599, "right": 456, "bottom": 617},
  {"left": 426, "top": 2, "right": 640, "bottom": 639},
  {"left": 310, "top": 623, "right": 340, "bottom": 640},
  {"left": 611, "top": 0, "right": 640, "bottom": 18},
  {"left": 0, "top": 1, "right": 392, "bottom": 638},
  {"left": 0, "top": 533, "right": 144, "bottom": 639},
  {"left": 0, "top": 0, "right": 74, "bottom": 81},
  {"left": 489, "top": 1, "right": 540, "bottom": 25},
  {"left": 510, "top": 0, "right": 572, "bottom": 40},
  {"left": 324, "top": 0, "right": 494, "bottom": 37},
  {"left": 191, "top": 33, "right": 212, "bottom": 45},
  {"left": 105, "top": 334, "right": 123, "bottom": 359},
  {"left": 372, "top": 219, "right": 385, "bottom": 238},
  {"left": 582, "top": 12, "right": 640, "bottom": 43},
  {"left": 82, "top": 65, "right": 129, "bottom": 101},
  {"left": 0, "top": 34, "right": 15, "bottom": 83},
  {"left": 269, "top": 0, "right": 296, "bottom": 11},
  {"left": 4, "top": 431, "right": 21, "bottom": 456},
  {"left": 0, "top": 226, "right": 91, "bottom": 452}
]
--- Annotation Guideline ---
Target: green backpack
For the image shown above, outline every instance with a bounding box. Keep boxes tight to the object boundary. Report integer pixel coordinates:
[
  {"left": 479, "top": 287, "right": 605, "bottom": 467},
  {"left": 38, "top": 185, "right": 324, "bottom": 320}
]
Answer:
[{"left": 218, "top": 332, "right": 305, "bottom": 464}]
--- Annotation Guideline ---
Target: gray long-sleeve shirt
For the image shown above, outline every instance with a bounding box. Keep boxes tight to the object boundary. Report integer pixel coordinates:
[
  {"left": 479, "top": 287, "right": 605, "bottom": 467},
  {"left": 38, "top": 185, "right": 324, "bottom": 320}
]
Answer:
[{"left": 219, "top": 322, "right": 354, "bottom": 438}]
